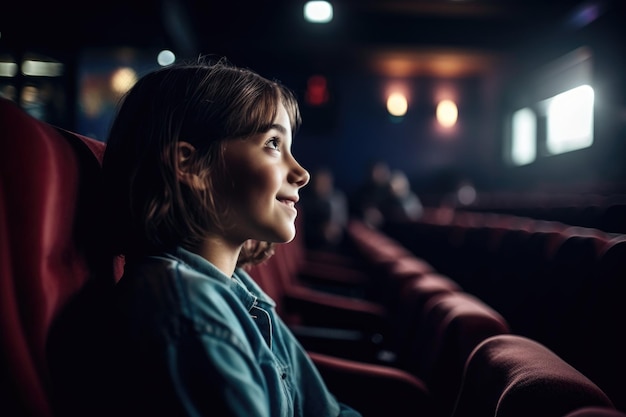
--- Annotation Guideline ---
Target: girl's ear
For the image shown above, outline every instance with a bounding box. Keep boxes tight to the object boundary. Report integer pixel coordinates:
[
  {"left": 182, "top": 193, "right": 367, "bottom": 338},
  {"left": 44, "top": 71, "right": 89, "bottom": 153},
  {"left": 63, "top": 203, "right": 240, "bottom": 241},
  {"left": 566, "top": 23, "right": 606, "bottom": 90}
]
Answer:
[{"left": 176, "top": 141, "right": 206, "bottom": 190}]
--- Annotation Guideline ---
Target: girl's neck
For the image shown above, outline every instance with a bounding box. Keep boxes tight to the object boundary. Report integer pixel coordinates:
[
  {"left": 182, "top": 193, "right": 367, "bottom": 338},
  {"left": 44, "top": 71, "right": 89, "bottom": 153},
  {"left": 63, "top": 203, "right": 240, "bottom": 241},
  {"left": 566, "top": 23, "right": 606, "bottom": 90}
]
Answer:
[{"left": 195, "top": 236, "right": 242, "bottom": 278}]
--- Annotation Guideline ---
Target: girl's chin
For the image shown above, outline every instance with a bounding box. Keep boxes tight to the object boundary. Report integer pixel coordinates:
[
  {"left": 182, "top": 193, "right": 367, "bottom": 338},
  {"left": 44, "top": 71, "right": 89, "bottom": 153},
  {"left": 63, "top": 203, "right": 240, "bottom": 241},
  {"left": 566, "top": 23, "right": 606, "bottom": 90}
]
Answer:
[{"left": 277, "top": 226, "right": 296, "bottom": 243}]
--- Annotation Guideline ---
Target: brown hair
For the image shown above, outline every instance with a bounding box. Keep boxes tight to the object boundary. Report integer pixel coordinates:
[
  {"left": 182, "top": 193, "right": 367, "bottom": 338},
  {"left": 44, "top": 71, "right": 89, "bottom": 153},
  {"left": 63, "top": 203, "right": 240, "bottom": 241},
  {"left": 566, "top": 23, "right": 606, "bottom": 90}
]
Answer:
[{"left": 102, "top": 57, "right": 301, "bottom": 266}]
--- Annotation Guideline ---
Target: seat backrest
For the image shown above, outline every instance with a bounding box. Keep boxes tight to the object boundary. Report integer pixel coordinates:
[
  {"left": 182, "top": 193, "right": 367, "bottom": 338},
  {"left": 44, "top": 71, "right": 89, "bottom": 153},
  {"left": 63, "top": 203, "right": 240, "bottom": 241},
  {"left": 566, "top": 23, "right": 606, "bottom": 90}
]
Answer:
[
  {"left": 0, "top": 98, "right": 120, "bottom": 417},
  {"left": 451, "top": 334, "right": 615, "bottom": 417},
  {"left": 532, "top": 232, "right": 609, "bottom": 356},
  {"left": 564, "top": 406, "right": 626, "bottom": 417},
  {"left": 346, "top": 219, "right": 415, "bottom": 268},
  {"left": 579, "top": 236, "right": 626, "bottom": 411},
  {"left": 413, "top": 291, "right": 511, "bottom": 416},
  {"left": 393, "top": 272, "right": 461, "bottom": 360},
  {"left": 307, "top": 351, "right": 438, "bottom": 417}
]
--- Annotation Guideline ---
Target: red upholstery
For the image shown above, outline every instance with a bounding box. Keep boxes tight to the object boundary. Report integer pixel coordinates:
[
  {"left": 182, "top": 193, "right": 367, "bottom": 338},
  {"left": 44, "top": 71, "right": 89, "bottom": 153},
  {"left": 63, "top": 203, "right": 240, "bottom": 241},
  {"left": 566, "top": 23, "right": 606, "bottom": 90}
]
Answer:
[
  {"left": 532, "top": 232, "right": 610, "bottom": 358},
  {"left": 451, "top": 334, "right": 615, "bottom": 417},
  {"left": 250, "top": 243, "right": 389, "bottom": 328},
  {"left": 564, "top": 407, "right": 626, "bottom": 417},
  {"left": 246, "top": 246, "right": 393, "bottom": 363},
  {"left": 393, "top": 272, "right": 462, "bottom": 368},
  {"left": 581, "top": 235, "right": 626, "bottom": 411},
  {"left": 411, "top": 291, "right": 511, "bottom": 416},
  {"left": 246, "top": 223, "right": 447, "bottom": 365},
  {"left": 346, "top": 219, "right": 417, "bottom": 269},
  {"left": 346, "top": 219, "right": 437, "bottom": 305},
  {"left": 262, "top": 213, "right": 373, "bottom": 300},
  {"left": 307, "top": 351, "right": 438, "bottom": 417},
  {"left": 0, "top": 98, "right": 120, "bottom": 417}
]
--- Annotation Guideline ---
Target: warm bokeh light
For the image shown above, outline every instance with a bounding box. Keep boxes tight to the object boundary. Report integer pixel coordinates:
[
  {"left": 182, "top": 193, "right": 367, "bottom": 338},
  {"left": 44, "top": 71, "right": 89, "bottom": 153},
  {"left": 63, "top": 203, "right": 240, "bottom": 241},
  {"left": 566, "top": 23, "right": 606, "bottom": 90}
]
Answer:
[
  {"left": 304, "top": 1, "right": 333, "bottom": 23},
  {"left": 110, "top": 67, "right": 138, "bottom": 95},
  {"left": 387, "top": 92, "right": 408, "bottom": 117},
  {"left": 436, "top": 99, "right": 458, "bottom": 127},
  {"left": 367, "top": 49, "right": 497, "bottom": 78}
]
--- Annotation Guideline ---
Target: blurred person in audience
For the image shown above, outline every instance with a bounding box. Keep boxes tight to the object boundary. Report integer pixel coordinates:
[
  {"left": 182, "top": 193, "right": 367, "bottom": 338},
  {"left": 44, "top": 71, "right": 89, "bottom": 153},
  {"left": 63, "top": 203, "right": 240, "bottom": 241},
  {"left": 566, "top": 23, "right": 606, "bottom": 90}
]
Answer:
[
  {"left": 301, "top": 166, "right": 349, "bottom": 250},
  {"left": 379, "top": 169, "right": 423, "bottom": 223},
  {"left": 454, "top": 179, "right": 477, "bottom": 207},
  {"left": 438, "top": 177, "right": 478, "bottom": 217},
  {"left": 350, "top": 160, "right": 392, "bottom": 227},
  {"left": 0, "top": 84, "right": 16, "bottom": 101}
]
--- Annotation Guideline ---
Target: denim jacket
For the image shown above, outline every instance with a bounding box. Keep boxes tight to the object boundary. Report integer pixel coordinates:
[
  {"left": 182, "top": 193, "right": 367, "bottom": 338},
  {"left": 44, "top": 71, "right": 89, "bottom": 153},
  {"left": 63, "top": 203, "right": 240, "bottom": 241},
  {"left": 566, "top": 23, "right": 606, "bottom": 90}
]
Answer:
[{"left": 107, "top": 246, "right": 361, "bottom": 417}]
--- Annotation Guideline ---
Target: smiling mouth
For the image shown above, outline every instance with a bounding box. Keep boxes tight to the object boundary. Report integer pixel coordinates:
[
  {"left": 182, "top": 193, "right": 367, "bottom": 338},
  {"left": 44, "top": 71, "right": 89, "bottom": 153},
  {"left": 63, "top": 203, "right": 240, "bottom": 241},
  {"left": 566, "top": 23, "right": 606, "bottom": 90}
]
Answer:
[{"left": 277, "top": 198, "right": 296, "bottom": 209}]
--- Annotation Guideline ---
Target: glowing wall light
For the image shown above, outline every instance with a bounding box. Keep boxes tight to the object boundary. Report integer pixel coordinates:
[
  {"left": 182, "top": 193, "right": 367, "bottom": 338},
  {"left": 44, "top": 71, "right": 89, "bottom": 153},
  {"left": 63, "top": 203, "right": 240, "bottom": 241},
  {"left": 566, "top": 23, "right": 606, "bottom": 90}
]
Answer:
[
  {"left": 510, "top": 107, "right": 537, "bottom": 166},
  {"left": 436, "top": 99, "right": 458, "bottom": 128},
  {"left": 0, "top": 61, "right": 18, "bottom": 77},
  {"left": 157, "top": 49, "right": 176, "bottom": 67},
  {"left": 304, "top": 1, "right": 333, "bottom": 23},
  {"left": 386, "top": 92, "right": 408, "bottom": 117},
  {"left": 21, "top": 60, "right": 63, "bottom": 77},
  {"left": 110, "top": 67, "right": 138, "bottom": 95}
]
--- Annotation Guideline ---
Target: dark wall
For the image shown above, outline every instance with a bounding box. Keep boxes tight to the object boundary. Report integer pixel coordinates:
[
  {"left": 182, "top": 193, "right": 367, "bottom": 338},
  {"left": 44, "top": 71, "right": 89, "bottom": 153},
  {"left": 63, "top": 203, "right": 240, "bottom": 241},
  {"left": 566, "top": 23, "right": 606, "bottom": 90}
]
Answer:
[
  {"left": 284, "top": 2, "right": 626, "bottom": 200},
  {"left": 283, "top": 71, "right": 495, "bottom": 199},
  {"left": 493, "top": 2, "right": 626, "bottom": 195}
]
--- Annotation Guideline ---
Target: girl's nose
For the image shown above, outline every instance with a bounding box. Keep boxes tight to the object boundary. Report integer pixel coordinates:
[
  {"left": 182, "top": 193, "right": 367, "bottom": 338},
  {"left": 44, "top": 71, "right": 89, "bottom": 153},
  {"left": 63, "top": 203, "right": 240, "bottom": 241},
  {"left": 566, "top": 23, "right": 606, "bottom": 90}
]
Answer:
[{"left": 290, "top": 159, "right": 310, "bottom": 188}]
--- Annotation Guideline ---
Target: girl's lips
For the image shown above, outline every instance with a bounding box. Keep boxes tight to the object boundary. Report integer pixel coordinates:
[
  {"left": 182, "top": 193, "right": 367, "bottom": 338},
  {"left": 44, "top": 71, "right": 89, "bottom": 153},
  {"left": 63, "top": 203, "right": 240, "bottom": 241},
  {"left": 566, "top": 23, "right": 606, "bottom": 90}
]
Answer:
[
  {"left": 277, "top": 198, "right": 298, "bottom": 214},
  {"left": 278, "top": 199, "right": 295, "bottom": 208},
  {"left": 277, "top": 195, "right": 298, "bottom": 206}
]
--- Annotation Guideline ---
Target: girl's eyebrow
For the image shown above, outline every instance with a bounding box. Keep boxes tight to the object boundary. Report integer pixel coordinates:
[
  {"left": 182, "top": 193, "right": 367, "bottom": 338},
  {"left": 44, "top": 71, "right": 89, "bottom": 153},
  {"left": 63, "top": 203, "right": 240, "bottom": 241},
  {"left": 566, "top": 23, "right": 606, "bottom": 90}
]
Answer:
[{"left": 270, "top": 124, "right": 288, "bottom": 135}]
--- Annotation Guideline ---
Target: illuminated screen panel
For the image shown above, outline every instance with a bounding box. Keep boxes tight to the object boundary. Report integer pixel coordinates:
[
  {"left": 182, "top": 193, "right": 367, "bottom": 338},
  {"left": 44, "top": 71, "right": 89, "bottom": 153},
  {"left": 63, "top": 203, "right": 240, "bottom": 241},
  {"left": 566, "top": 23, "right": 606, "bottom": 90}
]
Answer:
[
  {"left": 546, "top": 84, "right": 594, "bottom": 155},
  {"left": 510, "top": 107, "right": 537, "bottom": 166}
]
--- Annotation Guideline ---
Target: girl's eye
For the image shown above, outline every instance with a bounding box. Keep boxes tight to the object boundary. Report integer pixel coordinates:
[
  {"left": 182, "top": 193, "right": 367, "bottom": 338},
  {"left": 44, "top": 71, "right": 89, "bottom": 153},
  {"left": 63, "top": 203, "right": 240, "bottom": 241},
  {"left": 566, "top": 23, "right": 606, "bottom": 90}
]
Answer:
[{"left": 265, "top": 137, "right": 280, "bottom": 151}]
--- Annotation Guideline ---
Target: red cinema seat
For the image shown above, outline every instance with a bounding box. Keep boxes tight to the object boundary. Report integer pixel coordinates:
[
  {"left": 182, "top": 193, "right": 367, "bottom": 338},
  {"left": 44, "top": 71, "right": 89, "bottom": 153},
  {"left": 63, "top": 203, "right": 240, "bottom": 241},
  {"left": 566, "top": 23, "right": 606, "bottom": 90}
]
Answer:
[
  {"left": 564, "top": 407, "right": 626, "bottom": 417},
  {"left": 0, "top": 97, "right": 121, "bottom": 417},
  {"left": 451, "top": 334, "right": 615, "bottom": 417}
]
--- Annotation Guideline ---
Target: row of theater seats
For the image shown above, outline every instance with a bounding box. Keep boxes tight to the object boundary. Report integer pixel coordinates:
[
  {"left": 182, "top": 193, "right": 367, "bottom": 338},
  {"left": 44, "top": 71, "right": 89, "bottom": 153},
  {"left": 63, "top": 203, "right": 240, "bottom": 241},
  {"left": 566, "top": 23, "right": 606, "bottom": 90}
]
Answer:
[
  {"left": 462, "top": 191, "right": 626, "bottom": 234},
  {"left": 0, "top": 95, "right": 624, "bottom": 417},
  {"left": 382, "top": 207, "right": 626, "bottom": 412},
  {"left": 246, "top": 213, "right": 623, "bottom": 416}
]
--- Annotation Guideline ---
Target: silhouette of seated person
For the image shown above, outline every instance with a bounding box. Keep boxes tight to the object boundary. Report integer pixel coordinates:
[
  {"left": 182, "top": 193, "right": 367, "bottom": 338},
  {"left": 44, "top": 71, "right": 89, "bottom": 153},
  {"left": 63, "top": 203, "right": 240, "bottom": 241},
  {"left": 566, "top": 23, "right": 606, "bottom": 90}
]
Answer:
[
  {"left": 301, "top": 167, "right": 349, "bottom": 250},
  {"left": 379, "top": 169, "right": 423, "bottom": 223},
  {"left": 350, "top": 160, "right": 392, "bottom": 227}
]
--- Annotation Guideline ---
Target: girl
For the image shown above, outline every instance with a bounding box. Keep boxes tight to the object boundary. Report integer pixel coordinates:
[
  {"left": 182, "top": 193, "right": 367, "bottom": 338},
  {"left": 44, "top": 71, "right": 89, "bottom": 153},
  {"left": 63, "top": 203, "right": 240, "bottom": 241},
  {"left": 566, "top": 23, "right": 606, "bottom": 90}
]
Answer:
[{"left": 101, "top": 57, "right": 361, "bottom": 416}]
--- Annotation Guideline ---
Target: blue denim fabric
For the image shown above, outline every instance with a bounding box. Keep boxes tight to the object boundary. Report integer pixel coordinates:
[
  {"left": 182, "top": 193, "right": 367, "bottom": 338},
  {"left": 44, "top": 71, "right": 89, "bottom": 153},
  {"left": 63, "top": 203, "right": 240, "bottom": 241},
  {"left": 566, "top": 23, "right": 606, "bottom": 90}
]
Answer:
[{"left": 109, "top": 246, "right": 361, "bottom": 417}]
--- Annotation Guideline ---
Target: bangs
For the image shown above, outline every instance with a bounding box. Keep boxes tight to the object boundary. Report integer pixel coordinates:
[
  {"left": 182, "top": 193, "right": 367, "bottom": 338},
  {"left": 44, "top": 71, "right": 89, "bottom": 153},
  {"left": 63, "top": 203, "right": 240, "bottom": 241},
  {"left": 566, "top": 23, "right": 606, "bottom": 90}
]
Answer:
[
  {"left": 232, "top": 82, "right": 302, "bottom": 139},
  {"left": 281, "top": 86, "right": 302, "bottom": 133}
]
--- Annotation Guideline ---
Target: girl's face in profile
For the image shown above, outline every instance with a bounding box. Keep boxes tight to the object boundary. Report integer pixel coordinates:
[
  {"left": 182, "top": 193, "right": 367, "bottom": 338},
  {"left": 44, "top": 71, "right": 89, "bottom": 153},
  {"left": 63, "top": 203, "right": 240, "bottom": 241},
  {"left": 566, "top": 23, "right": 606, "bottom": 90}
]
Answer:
[{"left": 218, "top": 102, "right": 310, "bottom": 245}]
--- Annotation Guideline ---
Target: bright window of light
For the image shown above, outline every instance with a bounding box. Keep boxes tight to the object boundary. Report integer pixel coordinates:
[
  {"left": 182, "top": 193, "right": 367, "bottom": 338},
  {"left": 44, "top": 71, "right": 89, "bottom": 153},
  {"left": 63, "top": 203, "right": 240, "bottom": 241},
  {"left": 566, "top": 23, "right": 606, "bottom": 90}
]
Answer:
[
  {"left": 0, "top": 61, "right": 18, "bottom": 77},
  {"left": 510, "top": 107, "right": 537, "bottom": 166},
  {"left": 304, "top": 1, "right": 333, "bottom": 23},
  {"left": 21, "top": 59, "right": 64, "bottom": 77},
  {"left": 545, "top": 84, "right": 594, "bottom": 154}
]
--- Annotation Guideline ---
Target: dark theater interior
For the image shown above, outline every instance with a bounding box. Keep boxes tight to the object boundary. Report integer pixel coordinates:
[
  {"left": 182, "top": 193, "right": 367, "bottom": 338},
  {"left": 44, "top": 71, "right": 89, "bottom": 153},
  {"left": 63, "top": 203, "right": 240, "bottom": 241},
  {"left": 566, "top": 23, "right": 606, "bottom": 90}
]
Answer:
[{"left": 2, "top": 1, "right": 626, "bottom": 416}]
